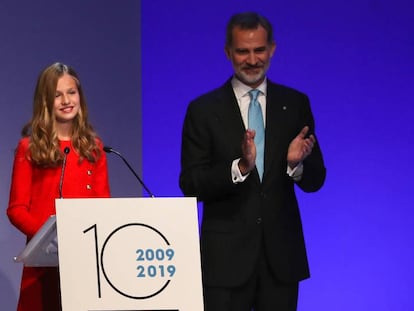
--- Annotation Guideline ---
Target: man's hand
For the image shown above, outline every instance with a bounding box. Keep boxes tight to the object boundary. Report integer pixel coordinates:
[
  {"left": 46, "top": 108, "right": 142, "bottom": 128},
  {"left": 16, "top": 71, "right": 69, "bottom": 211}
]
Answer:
[
  {"left": 287, "top": 126, "right": 315, "bottom": 169},
  {"left": 238, "top": 129, "right": 256, "bottom": 175}
]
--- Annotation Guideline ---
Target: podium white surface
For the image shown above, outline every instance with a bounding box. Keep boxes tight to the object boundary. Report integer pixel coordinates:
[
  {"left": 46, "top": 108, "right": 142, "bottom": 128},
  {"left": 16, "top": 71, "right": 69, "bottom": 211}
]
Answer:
[{"left": 55, "top": 197, "right": 203, "bottom": 311}]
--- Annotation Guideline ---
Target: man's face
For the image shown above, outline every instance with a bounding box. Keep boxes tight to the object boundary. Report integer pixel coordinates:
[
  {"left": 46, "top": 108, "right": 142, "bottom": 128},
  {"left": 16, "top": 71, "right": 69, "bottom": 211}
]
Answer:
[{"left": 225, "top": 25, "right": 276, "bottom": 88}]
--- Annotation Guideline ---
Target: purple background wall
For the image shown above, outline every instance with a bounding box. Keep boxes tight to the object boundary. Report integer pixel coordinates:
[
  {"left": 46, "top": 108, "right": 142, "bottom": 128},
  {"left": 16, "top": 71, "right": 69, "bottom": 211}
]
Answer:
[
  {"left": 142, "top": 1, "right": 414, "bottom": 310},
  {"left": 1, "top": 0, "right": 413, "bottom": 310}
]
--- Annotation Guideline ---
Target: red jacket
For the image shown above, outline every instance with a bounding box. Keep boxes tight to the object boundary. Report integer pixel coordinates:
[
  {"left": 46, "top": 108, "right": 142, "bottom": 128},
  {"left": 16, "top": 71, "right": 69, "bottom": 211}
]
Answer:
[{"left": 7, "top": 137, "right": 110, "bottom": 311}]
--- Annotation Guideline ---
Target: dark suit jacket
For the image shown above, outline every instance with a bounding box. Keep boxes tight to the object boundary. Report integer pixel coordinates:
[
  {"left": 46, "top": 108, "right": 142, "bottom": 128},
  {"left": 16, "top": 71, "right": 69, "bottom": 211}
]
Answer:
[{"left": 179, "top": 78, "right": 326, "bottom": 287}]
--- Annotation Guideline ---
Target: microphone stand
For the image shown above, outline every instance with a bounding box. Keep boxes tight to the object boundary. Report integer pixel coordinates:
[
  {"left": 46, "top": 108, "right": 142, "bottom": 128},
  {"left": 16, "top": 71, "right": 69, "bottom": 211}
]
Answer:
[
  {"left": 104, "top": 146, "right": 155, "bottom": 198},
  {"left": 59, "top": 147, "right": 71, "bottom": 199}
]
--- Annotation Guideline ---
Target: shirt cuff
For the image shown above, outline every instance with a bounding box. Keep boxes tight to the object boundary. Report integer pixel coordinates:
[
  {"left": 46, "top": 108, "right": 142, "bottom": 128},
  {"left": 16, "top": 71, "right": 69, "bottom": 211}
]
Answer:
[
  {"left": 287, "top": 162, "right": 304, "bottom": 181},
  {"left": 232, "top": 158, "right": 249, "bottom": 183}
]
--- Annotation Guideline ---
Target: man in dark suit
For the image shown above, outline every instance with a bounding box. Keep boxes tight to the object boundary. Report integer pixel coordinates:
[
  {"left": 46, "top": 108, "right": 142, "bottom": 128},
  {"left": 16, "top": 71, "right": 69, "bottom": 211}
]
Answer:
[{"left": 179, "top": 12, "right": 326, "bottom": 311}]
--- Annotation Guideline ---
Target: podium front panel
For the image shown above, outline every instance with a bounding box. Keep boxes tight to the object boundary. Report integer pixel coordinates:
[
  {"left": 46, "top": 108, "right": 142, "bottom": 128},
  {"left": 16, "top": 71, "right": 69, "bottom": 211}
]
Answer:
[{"left": 56, "top": 197, "right": 203, "bottom": 311}]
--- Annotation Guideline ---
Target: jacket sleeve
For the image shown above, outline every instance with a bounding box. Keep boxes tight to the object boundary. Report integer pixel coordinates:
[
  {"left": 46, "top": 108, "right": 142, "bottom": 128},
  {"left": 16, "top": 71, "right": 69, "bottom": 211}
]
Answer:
[
  {"left": 295, "top": 94, "right": 326, "bottom": 193},
  {"left": 179, "top": 99, "right": 240, "bottom": 202},
  {"left": 7, "top": 139, "right": 40, "bottom": 237}
]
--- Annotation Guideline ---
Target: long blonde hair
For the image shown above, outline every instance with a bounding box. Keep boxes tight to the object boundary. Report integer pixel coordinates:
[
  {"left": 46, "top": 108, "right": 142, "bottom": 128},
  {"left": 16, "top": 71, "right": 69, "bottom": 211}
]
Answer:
[{"left": 22, "top": 62, "right": 101, "bottom": 167}]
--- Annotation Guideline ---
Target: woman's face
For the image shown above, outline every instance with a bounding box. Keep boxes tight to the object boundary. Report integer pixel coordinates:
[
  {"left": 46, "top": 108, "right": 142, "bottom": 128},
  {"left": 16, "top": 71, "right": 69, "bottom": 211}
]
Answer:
[{"left": 53, "top": 73, "right": 81, "bottom": 125}]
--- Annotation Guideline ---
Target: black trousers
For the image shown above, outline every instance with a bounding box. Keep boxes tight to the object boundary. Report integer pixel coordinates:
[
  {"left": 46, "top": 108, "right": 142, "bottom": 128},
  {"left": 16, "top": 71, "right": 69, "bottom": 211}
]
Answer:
[{"left": 203, "top": 246, "right": 299, "bottom": 311}]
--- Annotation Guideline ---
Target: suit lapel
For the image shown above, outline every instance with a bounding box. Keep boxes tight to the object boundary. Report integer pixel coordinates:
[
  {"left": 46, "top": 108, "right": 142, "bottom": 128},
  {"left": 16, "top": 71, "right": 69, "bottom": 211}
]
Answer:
[
  {"left": 263, "top": 83, "right": 286, "bottom": 182},
  {"left": 213, "top": 82, "right": 246, "bottom": 157}
]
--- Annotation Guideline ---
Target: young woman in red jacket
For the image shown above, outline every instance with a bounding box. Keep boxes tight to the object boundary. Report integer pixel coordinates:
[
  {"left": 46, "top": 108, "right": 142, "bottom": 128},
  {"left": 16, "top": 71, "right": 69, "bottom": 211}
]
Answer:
[{"left": 7, "top": 62, "right": 111, "bottom": 311}]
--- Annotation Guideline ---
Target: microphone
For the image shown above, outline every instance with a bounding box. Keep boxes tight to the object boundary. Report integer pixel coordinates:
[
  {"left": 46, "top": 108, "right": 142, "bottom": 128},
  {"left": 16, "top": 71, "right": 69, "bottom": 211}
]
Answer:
[
  {"left": 58, "top": 147, "right": 70, "bottom": 199},
  {"left": 103, "top": 146, "right": 155, "bottom": 197}
]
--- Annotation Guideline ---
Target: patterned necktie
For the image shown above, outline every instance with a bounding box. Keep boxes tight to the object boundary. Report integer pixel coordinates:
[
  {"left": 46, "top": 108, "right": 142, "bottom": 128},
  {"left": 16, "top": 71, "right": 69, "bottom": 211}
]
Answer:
[{"left": 248, "top": 89, "right": 264, "bottom": 181}]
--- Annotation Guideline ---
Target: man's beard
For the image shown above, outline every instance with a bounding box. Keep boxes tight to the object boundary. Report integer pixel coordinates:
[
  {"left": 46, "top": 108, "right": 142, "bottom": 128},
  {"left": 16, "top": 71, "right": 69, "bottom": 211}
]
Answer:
[{"left": 236, "top": 64, "right": 268, "bottom": 86}]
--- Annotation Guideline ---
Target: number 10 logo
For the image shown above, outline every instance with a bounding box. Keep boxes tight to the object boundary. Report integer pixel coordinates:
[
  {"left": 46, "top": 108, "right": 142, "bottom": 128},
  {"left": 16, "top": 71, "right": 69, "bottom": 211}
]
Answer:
[{"left": 83, "top": 223, "right": 177, "bottom": 299}]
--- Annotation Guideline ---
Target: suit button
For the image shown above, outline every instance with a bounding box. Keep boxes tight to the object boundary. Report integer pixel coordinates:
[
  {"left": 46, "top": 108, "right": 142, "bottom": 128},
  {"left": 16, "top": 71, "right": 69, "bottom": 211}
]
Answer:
[
  {"left": 86, "top": 184, "right": 92, "bottom": 190},
  {"left": 87, "top": 170, "right": 92, "bottom": 175},
  {"left": 256, "top": 217, "right": 262, "bottom": 224}
]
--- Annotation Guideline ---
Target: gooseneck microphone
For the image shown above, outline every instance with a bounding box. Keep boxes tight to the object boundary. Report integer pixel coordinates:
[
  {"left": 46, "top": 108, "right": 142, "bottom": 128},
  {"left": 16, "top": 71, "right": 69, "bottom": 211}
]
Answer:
[
  {"left": 103, "top": 146, "right": 155, "bottom": 198},
  {"left": 59, "top": 147, "right": 71, "bottom": 199}
]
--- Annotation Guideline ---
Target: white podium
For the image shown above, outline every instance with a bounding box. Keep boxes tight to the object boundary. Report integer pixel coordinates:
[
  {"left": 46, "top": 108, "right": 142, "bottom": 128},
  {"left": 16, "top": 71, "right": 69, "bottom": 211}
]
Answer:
[{"left": 17, "top": 197, "right": 203, "bottom": 311}]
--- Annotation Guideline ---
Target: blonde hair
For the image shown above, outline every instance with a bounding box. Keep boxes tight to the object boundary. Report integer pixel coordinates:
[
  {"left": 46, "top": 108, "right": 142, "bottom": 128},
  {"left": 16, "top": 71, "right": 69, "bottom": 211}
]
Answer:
[{"left": 22, "top": 62, "right": 101, "bottom": 167}]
